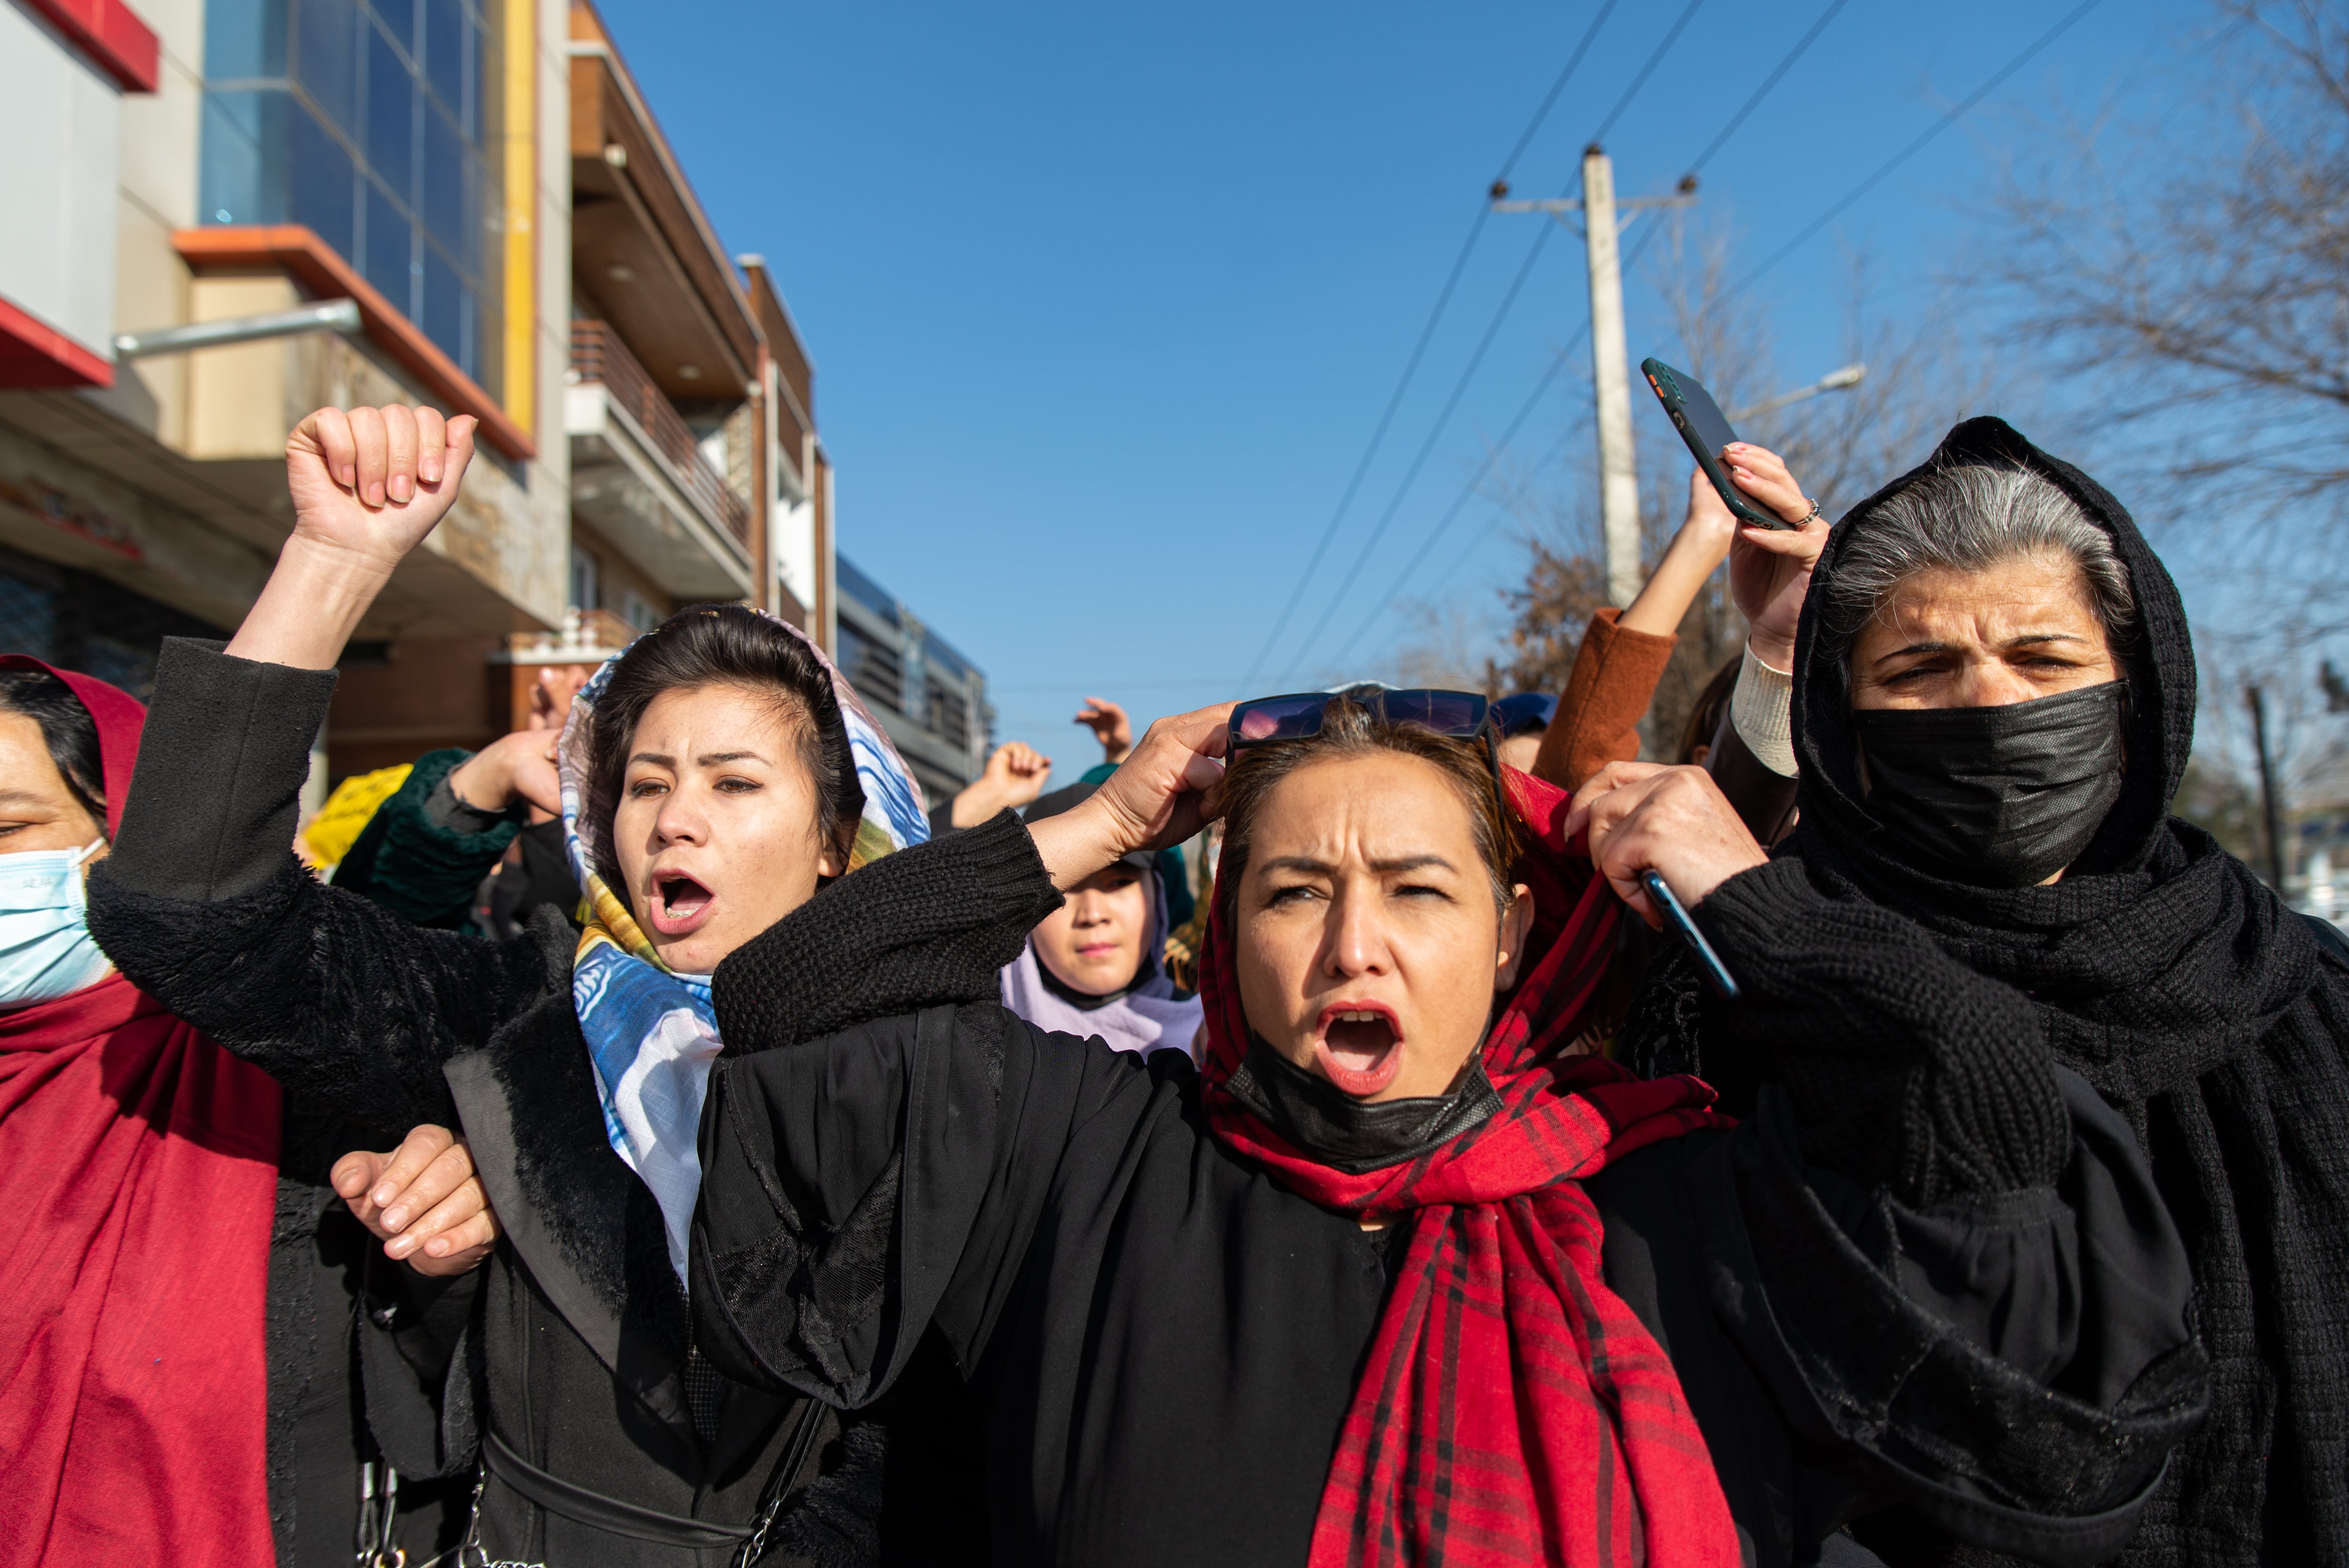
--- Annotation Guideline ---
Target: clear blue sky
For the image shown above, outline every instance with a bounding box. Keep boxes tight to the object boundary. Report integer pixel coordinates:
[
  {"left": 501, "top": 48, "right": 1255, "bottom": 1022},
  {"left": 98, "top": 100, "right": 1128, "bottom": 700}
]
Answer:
[{"left": 596, "top": 0, "right": 2208, "bottom": 783}]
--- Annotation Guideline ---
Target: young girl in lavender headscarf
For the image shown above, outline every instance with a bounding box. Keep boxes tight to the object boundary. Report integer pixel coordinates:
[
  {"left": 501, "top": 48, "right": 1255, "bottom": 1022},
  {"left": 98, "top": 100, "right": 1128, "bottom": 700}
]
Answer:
[{"left": 1000, "top": 781, "right": 1202, "bottom": 1059}]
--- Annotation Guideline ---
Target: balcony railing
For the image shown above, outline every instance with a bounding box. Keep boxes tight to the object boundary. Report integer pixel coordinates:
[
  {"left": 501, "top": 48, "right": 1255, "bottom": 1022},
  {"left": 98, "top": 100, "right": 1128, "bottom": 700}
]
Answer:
[{"left": 570, "top": 320, "right": 752, "bottom": 550}]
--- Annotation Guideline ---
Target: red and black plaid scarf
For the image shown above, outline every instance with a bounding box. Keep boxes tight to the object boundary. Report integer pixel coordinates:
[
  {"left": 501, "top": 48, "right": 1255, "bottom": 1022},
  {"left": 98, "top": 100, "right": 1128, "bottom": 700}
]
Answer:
[{"left": 1198, "top": 766, "right": 1740, "bottom": 1567}]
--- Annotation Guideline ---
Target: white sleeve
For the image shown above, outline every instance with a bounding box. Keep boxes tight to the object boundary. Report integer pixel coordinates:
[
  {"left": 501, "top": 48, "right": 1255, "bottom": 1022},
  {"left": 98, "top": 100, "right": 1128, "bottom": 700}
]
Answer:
[{"left": 1730, "top": 644, "right": 1797, "bottom": 778}]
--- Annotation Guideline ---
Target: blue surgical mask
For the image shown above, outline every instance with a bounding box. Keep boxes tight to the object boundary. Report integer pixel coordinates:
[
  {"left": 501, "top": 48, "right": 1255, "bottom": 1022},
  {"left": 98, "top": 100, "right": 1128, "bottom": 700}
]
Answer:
[{"left": 0, "top": 839, "right": 112, "bottom": 1008}]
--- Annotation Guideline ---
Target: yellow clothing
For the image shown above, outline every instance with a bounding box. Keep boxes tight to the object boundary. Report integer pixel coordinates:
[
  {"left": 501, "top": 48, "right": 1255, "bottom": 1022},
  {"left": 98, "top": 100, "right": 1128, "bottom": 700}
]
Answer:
[{"left": 297, "top": 764, "right": 413, "bottom": 868}]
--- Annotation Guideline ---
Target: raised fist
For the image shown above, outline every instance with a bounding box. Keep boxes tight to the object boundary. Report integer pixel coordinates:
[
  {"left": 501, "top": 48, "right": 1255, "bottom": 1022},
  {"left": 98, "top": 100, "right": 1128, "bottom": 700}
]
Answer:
[{"left": 285, "top": 404, "right": 479, "bottom": 574}]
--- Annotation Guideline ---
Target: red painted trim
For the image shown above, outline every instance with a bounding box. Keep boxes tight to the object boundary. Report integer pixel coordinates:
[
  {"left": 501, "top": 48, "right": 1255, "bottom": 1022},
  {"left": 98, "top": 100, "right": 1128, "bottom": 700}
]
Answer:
[
  {"left": 173, "top": 225, "right": 536, "bottom": 461},
  {"left": 21, "top": 0, "right": 160, "bottom": 94},
  {"left": 0, "top": 292, "right": 112, "bottom": 390}
]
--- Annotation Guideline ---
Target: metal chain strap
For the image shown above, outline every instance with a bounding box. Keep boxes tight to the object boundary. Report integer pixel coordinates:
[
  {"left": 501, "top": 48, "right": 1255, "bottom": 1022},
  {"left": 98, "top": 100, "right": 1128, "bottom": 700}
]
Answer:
[
  {"left": 355, "top": 1459, "right": 406, "bottom": 1568},
  {"left": 731, "top": 1491, "right": 785, "bottom": 1568},
  {"left": 413, "top": 1463, "right": 541, "bottom": 1568}
]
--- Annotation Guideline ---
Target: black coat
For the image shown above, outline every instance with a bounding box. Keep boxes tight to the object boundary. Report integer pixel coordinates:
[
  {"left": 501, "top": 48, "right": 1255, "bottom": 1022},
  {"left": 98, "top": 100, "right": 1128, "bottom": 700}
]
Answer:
[
  {"left": 692, "top": 818, "right": 2206, "bottom": 1568},
  {"left": 263, "top": 1097, "right": 474, "bottom": 1568},
  {"left": 271, "top": 751, "right": 539, "bottom": 1567},
  {"left": 87, "top": 640, "right": 1010, "bottom": 1567},
  {"left": 1627, "top": 418, "right": 2349, "bottom": 1565}
]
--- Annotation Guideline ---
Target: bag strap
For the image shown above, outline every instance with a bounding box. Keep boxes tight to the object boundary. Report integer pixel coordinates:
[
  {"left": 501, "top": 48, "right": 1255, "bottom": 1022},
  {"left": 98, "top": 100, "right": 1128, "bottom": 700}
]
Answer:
[
  {"left": 425, "top": 1397, "right": 828, "bottom": 1568},
  {"left": 483, "top": 1429, "right": 753, "bottom": 1548},
  {"left": 732, "top": 1397, "right": 830, "bottom": 1568}
]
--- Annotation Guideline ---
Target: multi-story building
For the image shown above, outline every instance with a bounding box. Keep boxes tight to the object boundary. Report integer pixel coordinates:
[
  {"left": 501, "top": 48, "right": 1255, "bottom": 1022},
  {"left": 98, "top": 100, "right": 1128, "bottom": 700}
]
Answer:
[
  {"left": 0, "top": 0, "right": 984, "bottom": 800},
  {"left": 833, "top": 553, "right": 992, "bottom": 805}
]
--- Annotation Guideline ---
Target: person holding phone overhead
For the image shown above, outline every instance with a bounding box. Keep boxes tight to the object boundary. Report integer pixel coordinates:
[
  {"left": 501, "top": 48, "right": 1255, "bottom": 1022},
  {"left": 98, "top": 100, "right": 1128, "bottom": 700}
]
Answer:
[
  {"left": 1615, "top": 416, "right": 2349, "bottom": 1564},
  {"left": 1526, "top": 426, "right": 1824, "bottom": 850}
]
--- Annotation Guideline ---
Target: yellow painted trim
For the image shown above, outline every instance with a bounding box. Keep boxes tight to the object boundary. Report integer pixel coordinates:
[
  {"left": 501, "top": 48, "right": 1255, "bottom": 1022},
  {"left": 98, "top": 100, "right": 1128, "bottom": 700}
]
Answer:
[{"left": 500, "top": 0, "right": 537, "bottom": 436}]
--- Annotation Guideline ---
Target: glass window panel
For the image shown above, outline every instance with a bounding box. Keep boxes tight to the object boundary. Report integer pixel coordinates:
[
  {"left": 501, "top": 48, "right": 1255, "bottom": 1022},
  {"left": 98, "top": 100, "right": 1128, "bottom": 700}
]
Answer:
[
  {"left": 420, "top": 104, "right": 469, "bottom": 269},
  {"left": 423, "top": 0, "right": 463, "bottom": 121},
  {"left": 206, "top": 0, "right": 289, "bottom": 80},
  {"left": 294, "top": 0, "right": 359, "bottom": 137},
  {"left": 0, "top": 570, "right": 61, "bottom": 664},
  {"left": 371, "top": 0, "right": 418, "bottom": 53},
  {"left": 364, "top": 178, "right": 414, "bottom": 318},
  {"left": 476, "top": 4, "right": 501, "bottom": 155},
  {"left": 200, "top": 89, "right": 291, "bottom": 225},
  {"left": 467, "top": 14, "right": 485, "bottom": 142},
  {"left": 289, "top": 101, "right": 357, "bottom": 261},
  {"left": 422, "top": 242, "right": 464, "bottom": 372},
  {"left": 364, "top": 17, "right": 414, "bottom": 203},
  {"left": 459, "top": 285, "right": 478, "bottom": 383}
]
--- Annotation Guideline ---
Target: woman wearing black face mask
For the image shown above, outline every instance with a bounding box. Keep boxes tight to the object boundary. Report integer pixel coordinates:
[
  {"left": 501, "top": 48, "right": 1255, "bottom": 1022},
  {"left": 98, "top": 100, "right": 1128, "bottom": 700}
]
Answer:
[{"left": 1588, "top": 417, "right": 2349, "bottom": 1566}]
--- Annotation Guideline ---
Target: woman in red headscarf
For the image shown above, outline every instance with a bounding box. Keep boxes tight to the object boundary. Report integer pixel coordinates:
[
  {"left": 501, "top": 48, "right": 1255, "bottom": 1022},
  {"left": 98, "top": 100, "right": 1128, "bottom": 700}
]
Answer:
[{"left": 0, "top": 656, "right": 496, "bottom": 1568}]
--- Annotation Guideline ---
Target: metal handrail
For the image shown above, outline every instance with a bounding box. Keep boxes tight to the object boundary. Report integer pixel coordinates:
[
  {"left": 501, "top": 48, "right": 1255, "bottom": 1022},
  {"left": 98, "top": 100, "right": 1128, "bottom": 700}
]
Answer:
[{"left": 570, "top": 321, "right": 751, "bottom": 548}]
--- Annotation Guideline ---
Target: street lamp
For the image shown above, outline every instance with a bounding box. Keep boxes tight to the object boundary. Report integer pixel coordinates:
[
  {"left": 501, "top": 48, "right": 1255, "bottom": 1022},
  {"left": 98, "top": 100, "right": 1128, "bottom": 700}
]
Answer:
[{"left": 1728, "top": 362, "right": 1867, "bottom": 424}]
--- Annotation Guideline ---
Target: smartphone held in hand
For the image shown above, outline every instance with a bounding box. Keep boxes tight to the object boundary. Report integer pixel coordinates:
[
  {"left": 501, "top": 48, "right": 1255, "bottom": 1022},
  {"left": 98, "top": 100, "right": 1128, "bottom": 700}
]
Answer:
[
  {"left": 1641, "top": 869, "right": 1741, "bottom": 1000},
  {"left": 1641, "top": 357, "right": 1791, "bottom": 531}
]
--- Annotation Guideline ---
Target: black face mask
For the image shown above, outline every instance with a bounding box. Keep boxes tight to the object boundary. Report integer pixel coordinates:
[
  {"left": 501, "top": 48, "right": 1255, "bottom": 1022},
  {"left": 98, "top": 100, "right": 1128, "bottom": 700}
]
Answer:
[
  {"left": 1222, "top": 1037, "right": 1501, "bottom": 1174},
  {"left": 1852, "top": 680, "right": 2127, "bottom": 889}
]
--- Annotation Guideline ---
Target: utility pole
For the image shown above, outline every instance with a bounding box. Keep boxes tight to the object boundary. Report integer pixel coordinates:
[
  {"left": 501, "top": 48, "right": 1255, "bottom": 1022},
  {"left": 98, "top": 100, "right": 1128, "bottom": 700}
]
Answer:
[
  {"left": 1581, "top": 147, "right": 1638, "bottom": 609},
  {"left": 2248, "top": 685, "right": 2288, "bottom": 891},
  {"left": 1494, "top": 149, "right": 1696, "bottom": 608}
]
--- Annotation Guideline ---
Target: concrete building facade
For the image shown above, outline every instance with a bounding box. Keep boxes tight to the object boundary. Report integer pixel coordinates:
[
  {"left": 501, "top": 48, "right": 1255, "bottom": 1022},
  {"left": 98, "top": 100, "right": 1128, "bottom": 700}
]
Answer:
[{"left": 0, "top": 0, "right": 989, "bottom": 801}]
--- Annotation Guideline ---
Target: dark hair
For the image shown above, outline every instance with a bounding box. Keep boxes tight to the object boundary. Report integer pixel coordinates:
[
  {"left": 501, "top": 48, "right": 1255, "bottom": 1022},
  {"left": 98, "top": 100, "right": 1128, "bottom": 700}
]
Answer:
[
  {"left": 583, "top": 605, "right": 863, "bottom": 904},
  {"left": 1677, "top": 654, "right": 1743, "bottom": 766},
  {"left": 1214, "top": 696, "right": 1521, "bottom": 927},
  {"left": 0, "top": 667, "right": 108, "bottom": 838}
]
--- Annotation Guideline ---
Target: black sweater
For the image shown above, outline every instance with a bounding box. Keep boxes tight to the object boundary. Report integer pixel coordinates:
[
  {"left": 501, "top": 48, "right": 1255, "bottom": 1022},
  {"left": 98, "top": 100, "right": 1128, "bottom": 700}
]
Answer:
[
  {"left": 1629, "top": 418, "right": 2349, "bottom": 1565},
  {"left": 693, "top": 853, "right": 2206, "bottom": 1565}
]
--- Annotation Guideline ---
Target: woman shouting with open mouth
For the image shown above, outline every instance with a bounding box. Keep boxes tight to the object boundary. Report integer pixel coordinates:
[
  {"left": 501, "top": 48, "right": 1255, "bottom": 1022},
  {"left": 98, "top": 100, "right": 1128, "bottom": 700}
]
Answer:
[
  {"left": 83, "top": 404, "right": 1002, "bottom": 1565},
  {"left": 694, "top": 681, "right": 2207, "bottom": 1566}
]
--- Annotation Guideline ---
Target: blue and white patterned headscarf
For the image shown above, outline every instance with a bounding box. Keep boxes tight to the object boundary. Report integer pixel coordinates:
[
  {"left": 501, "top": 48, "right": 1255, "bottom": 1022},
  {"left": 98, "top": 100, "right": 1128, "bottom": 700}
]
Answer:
[{"left": 556, "top": 609, "right": 929, "bottom": 1283}]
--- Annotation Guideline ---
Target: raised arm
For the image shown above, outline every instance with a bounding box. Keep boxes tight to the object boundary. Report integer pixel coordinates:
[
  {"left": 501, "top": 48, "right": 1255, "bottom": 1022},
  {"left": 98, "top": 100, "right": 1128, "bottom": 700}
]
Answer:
[
  {"left": 692, "top": 703, "right": 1233, "bottom": 1405},
  {"left": 1528, "top": 469, "right": 1727, "bottom": 791},
  {"left": 86, "top": 406, "right": 549, "bottom": 1130},
  {"left": 332, "top": 737, "right": 554, "bottom": 926}
]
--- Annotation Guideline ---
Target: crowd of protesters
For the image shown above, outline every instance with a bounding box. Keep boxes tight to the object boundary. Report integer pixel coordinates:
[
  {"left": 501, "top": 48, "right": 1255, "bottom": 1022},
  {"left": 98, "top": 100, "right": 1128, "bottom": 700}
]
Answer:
[{"left": 0, "top": 396, "right": 2342, "bottom": 1568}]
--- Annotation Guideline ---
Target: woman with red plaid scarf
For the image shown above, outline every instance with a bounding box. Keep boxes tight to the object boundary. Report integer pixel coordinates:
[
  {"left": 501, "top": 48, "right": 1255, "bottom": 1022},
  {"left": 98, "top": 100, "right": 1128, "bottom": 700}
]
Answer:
[{"left": 694, "top": 686, "right": 2205, "bottom": 1568}]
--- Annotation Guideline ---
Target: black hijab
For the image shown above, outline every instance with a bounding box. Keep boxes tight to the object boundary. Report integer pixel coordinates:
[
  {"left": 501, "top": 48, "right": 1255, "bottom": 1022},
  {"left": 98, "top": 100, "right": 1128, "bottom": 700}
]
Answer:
[
  {"left": 1786, "top": 417, "right": 2324, "bottom": 1106},
  {"left": 1645, "top": 417, "right": 2349, "bottom": 1563}
]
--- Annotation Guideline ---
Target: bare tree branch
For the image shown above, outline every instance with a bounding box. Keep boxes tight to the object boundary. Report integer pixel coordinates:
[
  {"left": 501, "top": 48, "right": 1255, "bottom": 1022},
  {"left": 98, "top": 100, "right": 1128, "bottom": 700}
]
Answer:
[{"left": 1982, "top": 0, "right": 2349, "bottom": 524}]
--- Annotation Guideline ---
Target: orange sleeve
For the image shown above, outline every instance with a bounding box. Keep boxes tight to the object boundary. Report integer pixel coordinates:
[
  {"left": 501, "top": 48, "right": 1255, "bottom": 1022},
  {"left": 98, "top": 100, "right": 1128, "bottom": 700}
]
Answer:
[{"left": 1528, "top": 607, "right": 1678, "bottom": 792}]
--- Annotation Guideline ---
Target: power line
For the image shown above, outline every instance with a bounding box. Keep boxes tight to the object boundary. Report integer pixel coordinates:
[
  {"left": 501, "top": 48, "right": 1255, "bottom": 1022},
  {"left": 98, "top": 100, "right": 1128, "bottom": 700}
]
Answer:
[
  {"left": 1275, "top": 225, "right": 1561, "bottom": 683},
  {"left": 1588, "top": 0, "right": 1710, "bottom": 145},
  {"left": 1346, "top": 0, "right": 2108, "bottom": 665},
  {"left": 1414, "top": 427, "right": 1580, "bottom": 611},
  {"left": 1728, "top": 0, "right": 2108, "bottom": 298},
  {"left": 1272, "top": 3, "right": 1710, "bottom": 684},
  {"left": 1319, "top": 222, "right": 1664, "bottom": 674},
  {"left": 1231, "top": 0, "right": 1624, "bottom": 699},
  {"left": 1496, "top": 0, "right": 1626, "bottom": 178},
  {"left": 1321, "top": 345, "right": 1579, "bottom": 673},
  {"left": 1230, "top": 217, "right": 1488, "bottom": 699},
  {"left": 1685, "top": 0, "right": 1851, "bottom": 175},
  {"left": 1325, "top": 1, "right": 1857, "bottom": 668}
]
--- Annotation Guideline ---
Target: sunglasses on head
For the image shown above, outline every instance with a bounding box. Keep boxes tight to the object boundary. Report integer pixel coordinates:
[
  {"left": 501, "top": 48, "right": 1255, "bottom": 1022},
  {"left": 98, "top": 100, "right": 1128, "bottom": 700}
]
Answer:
[
  {"left": 1228, "top": 687, "right": 1512, "bottom": 837},
  {"left": 1227, "top": 689, "right": 1492, "bottom": 750}
]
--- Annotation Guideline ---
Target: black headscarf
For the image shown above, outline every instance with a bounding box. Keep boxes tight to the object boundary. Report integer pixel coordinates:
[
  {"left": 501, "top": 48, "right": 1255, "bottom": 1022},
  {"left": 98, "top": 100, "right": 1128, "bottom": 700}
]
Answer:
[{"left": 1633, "top": 417, "right": 2349, "bottom": 1563}]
